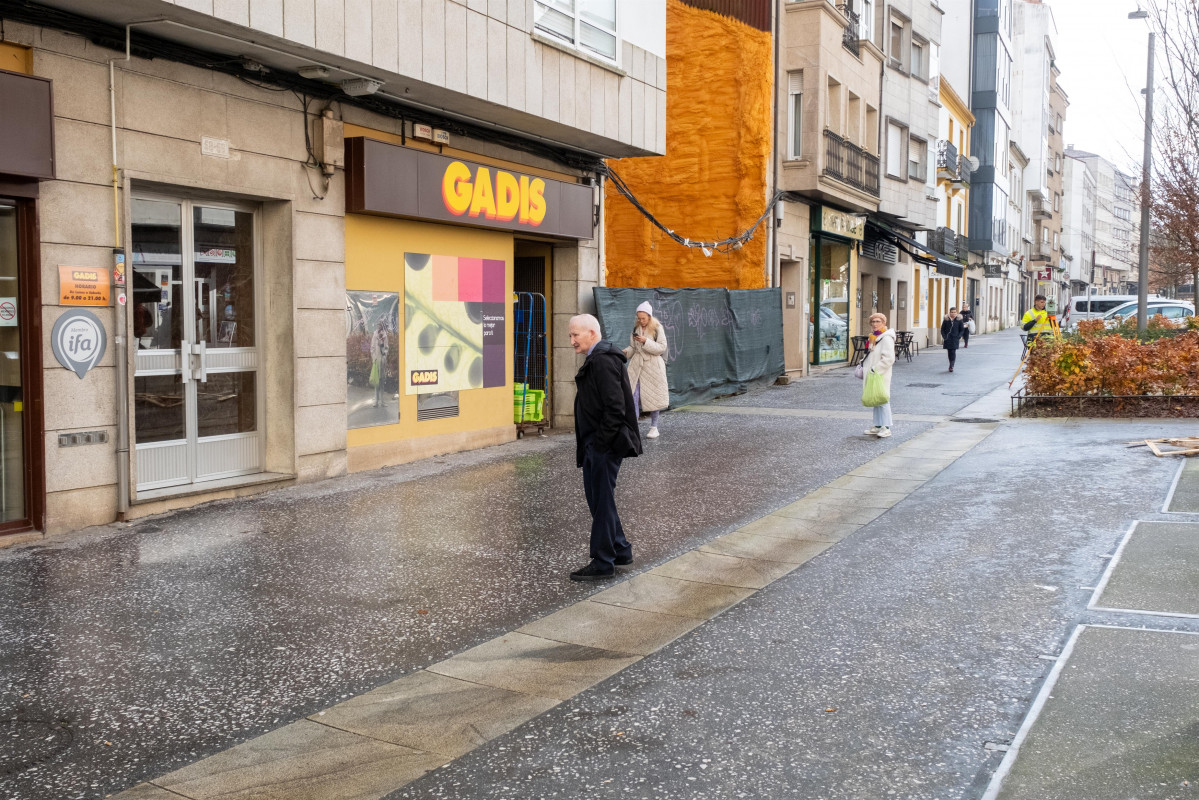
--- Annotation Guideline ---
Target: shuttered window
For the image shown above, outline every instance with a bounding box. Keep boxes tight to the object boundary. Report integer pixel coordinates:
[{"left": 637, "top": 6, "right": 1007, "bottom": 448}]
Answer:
[{"left": 788, "top": 72, "right": 804, "bottom": 159}]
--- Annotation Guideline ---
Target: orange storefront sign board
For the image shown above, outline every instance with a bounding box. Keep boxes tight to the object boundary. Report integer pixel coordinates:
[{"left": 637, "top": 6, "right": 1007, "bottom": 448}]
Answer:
[{"left": 59, "top": 266, "right": 110, "bottom": 306}]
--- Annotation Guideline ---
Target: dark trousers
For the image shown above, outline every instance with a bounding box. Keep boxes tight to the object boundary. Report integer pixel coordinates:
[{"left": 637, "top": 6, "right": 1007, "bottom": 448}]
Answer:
[
  {"left": 947, "top": 348, "right": 957, "bottom": 368},
  {"left": 961, "top": 327, "right": 970, "bottom": 346},
  {"left": 582, "top": 445, "right": 631, "bottom": 567}
]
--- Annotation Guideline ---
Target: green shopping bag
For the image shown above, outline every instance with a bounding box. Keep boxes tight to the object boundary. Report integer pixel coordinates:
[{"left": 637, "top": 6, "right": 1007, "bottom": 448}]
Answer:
[
  {"left": 369, "top": 360, "right": 381, "bottom": 388},
  {"left": 861, "top": 370, "right": 889, "bottom": 407}
]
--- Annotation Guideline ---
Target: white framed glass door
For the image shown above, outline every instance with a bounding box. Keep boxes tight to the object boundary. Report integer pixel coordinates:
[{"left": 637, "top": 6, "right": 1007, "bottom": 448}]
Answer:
[{"left": 131, "top": 196, "right": 263, "bottom": 491}]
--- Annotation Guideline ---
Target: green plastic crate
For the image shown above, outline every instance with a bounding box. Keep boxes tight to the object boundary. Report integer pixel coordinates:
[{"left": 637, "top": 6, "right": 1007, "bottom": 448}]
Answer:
[{"left": 513, "top": 388, "right": 545, "bottom": 422}]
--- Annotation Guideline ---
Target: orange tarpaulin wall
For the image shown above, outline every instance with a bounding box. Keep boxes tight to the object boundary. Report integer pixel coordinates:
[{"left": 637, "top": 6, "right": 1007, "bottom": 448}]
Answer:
[{"left": 605, "top": 0, "right": 773, "bottom": 290}]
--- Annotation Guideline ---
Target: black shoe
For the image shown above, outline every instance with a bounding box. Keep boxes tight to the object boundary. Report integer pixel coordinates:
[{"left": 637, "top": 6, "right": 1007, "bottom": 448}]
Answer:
[
  {"left": 570, "top": 561, "right": 615, "bottom": 581},
  {"left": 614, "top": 554, "right": 633, "bottom": 566}
]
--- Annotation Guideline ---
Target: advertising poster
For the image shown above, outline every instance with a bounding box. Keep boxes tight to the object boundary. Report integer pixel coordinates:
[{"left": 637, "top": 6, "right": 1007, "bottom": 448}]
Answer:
[
  {"left": 404, "top": 252, "right": 506, "bottom": 394},
  {"left": 346, "top": 291, "right": 400, "bottom": 429}
]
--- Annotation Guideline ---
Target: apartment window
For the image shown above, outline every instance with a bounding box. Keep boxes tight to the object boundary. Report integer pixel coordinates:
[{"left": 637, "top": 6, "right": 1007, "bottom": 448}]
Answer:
[
  {"left": 886, "top": 121, "right": 907, "bottom": 179},
  {"left": 827, "top": 78, "right": 843, "bottom": 135},
  {"left": 1042, "top": 227, "right": 1049, "bottom": 244},
  {"left": 860, "top": 0, "right": 874, "bottom": 44},
  {"left": 534, "top": 0, "right": 618, "bottom": 62},
  {"left": 908, "top": 137, "right": 927, "bottom": 181},
  {"left": 1054, "top": 193, "right": 1060, "bottom": 212},
  {"left": 787, "top": 72, "right": 803, "bottom": 159},
  {"left": 911, "top": 37, "right": 927, "bottom": 80},
  {"left": 890, "top": 19, "right": 905, "bottom": 68},
  {"left": 865, "top": 106, "right": 879, "bottom": 152},
  {"left": 1053, "top": 231, "right": 1060, "bottom": 251},
  {"left": 847, "top": 93, "right": 862, "bottom": 145}
]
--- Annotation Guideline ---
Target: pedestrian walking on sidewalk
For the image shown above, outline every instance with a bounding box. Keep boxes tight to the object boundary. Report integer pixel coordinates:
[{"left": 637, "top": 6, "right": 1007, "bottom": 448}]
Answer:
[
  {"left": 569, "top": 314, "right": 643, "bottom": 581},
  {"left": 959, "top": 304, "right": 974, "bottom": 348},
  {"left": 941, "top": 307, "right": 965, "bottom": 372},
  {"left": 862, "top": 312, "right": 896, "bottom": 438},
  {"left": 624, "top": 301, "right": 669, "bottom": 440}
]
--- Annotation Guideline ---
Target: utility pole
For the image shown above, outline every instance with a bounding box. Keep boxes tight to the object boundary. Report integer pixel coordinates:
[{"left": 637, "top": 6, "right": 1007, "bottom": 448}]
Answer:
[{"left": 1130, "top": 9, "right": 1154, "bottom": 332}]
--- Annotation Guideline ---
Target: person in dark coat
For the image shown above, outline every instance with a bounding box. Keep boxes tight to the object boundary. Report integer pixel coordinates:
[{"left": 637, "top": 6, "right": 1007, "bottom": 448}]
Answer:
[
  {"left": 940, "top": 307, "right": 965, "bottom": 373},
  {"left": 569, "top": 313, "right": 642, "bottom": 581},
  {"left": 959, "top": 302, "right": 973, "bottom": 348}
]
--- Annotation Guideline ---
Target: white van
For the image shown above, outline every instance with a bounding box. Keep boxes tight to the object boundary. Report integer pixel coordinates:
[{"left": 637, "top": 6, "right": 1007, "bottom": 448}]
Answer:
[{"left": 1061, "top": 294, "right": 1162, "bottom": 329}]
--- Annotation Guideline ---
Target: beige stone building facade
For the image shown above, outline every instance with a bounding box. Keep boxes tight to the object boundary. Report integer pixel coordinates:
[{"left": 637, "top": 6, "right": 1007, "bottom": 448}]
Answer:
[
  {"left": 0, "top": 0, "right": 666, "bottom": 537},
  {"left": 776, "top": 0, "right": 883, "bottom": 374}
]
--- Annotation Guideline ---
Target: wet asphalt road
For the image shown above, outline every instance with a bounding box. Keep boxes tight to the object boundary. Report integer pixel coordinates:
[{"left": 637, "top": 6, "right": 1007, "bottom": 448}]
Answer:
[{"left": 0, "top": 329, "right": 1141, "bottom": 800}]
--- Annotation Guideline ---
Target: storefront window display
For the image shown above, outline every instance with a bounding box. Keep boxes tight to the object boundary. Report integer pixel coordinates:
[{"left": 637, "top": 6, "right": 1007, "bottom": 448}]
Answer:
[
  {"left": 809, "top": 237, "right": 851, "bottom": 365},
  {"left": 346, "top": 291, "right": 400, "bottom": 429}
]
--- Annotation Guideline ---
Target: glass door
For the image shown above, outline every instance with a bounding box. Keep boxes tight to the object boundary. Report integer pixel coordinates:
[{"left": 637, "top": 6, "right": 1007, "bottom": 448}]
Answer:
[
  {"left": 809, "top": 237, "right": 851, "bottom": 365},
  {"left": 0, "top": 202, "right": 26, "bottom": 525},
  {"left": 131, "top": 197, "right": 261, "bottom": 491}
]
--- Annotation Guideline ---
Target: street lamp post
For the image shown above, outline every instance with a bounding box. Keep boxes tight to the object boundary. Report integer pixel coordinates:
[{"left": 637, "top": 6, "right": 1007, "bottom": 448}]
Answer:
[{"left": 1130, "top": 8, "right": 1153, "bottom": 332}]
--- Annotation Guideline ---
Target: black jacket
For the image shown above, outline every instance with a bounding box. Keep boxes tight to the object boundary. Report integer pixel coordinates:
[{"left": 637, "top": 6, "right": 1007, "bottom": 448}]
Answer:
[
  {"left": 574, "top": 340, "right": 643, "bottom": 467},
  {"left": 941, "top": 316, "right": 965, "bottom": 350}
]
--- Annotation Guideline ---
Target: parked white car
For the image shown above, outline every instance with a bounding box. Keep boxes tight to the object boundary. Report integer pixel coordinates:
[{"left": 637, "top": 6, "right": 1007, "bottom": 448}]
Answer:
[
  {"left": 1103, "top": 299, "right": 1195, "bottom": 328},
  {"left": 1062, "top": 294, "right": 1162, "bottom": 329}
]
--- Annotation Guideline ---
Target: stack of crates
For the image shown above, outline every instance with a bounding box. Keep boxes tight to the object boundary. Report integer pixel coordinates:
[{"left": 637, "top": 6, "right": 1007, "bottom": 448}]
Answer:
[{"left": 513, "top": 382, "right": 545, "bottom": 423}]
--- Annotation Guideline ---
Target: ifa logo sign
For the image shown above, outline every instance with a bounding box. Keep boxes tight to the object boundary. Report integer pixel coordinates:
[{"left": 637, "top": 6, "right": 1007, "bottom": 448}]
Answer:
[{"left": 51, "top": 310, "right": 107, "bottom": 379}]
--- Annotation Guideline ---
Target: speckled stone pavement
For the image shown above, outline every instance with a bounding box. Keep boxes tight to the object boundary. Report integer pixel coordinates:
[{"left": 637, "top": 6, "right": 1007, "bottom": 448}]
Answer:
[{"left": 4, "top": 328, "right": 1199, "bottom": 800}]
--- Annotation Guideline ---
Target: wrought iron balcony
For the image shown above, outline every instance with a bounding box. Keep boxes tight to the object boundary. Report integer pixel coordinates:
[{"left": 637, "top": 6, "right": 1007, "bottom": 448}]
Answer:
[
  {"left": 836, "top": 4, "right": 860, "bottom": 56},
  {"left": 823, "top": 129, "right": 880, "bottom": 197},
  {"left": 936, "top": 140, "right": 973, "bottom": 185}
]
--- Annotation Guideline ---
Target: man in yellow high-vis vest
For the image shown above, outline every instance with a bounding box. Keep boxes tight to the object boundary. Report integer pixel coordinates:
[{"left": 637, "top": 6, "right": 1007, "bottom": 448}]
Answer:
[{"left": 1021, "top": 294, "right": 1055, "bottom": 344}]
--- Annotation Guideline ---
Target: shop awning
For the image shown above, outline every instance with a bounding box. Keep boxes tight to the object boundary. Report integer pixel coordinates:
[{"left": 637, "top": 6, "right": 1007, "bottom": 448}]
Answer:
[{"left": 866, "top": 220, "right": 965, "bottom": 278}]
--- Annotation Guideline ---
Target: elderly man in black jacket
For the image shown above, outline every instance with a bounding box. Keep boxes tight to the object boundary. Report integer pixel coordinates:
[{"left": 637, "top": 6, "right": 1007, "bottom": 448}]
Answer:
[{"left": 569, "top": 313, "right": 642, "bottom": 581}]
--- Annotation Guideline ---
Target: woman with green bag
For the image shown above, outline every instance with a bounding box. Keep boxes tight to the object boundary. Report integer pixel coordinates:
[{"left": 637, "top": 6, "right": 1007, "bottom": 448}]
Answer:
[{"left": 860, "top": 312, "right": 896, "bottom": 438}]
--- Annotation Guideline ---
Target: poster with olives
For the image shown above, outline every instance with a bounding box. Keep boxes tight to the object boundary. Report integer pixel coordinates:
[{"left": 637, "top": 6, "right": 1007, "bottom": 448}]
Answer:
[
  {"left": 346, "top": 291, "right": 400, "bottom": 429},
  {"left": 404, "top": 252, "right": 506, "bottom": 394}
]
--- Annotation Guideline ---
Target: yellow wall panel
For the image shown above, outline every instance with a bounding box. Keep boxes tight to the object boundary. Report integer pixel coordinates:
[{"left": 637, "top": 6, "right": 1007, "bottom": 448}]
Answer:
[
  {"left": 345, "top": 214, "right": 513, "bottom": 448},
  {"left": 604, "top": 0, "right": 773, "bottom": 290}
]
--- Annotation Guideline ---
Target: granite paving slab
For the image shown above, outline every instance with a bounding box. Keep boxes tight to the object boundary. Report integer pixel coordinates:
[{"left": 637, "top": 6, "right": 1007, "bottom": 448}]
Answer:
[
  {"left": 1090, "top": 521, "right": 1199, "bottom": 617},
  {"left": 1166, "top": 458, "right": 1199, "bottom": 513},
  {"left": 313, "top": 670, "right": 559, "bottom": 758},
  {"left": 152, "top": 720, "right": 446, "bottom": 800},
  {"left": 735, "top": 514, "right": 859, "bottom": 541},
  {"left": 649, "top": 550, "right": 797, "bottom": 589},
  {"left": 515, "top": 601, "right": 705, "bottom": 656},
  {"left": 772, "top": 499, "right": 888, "bottom": 526},
  {"left": 698, "top": 530, "right": 832, "bottom": 564},
  {"left": 587, "top": 573, "right": 754, "bottom": 620},
  {"left": 425, "top": 633, "right": 641, "bottom": 701},
  {"left": 988, "top": 625, "right": 1199, "bottom": 800}
]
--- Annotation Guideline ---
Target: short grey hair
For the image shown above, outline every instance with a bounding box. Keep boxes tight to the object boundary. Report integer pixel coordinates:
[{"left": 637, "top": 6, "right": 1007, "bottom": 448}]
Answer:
[{"left": 569, "top": 313, "right": 601, "bottom": 335}]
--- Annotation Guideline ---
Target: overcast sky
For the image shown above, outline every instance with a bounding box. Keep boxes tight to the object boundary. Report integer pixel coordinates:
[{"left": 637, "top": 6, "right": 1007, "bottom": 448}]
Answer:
[{"left": 1043, "top": 0, "right": 1154, "bottom": 172}]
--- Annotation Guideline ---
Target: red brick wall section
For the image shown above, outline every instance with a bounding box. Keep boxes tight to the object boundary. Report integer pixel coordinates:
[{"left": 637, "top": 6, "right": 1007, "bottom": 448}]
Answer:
[{"left": 604, "top": 0, "right": 773, "bottom": 290}]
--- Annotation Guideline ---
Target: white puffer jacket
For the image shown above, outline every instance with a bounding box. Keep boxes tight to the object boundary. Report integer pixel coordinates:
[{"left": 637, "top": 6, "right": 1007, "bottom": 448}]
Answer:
[
  {"left": 624, "top": 320, "right": 670, "bottom": 412},
  {"left": 862, "top": 328, "right": 895, "bottom": 397}
]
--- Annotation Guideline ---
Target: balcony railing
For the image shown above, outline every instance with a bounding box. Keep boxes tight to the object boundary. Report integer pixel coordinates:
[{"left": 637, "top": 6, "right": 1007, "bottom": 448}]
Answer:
[
  {"left": 823, "top": 129, "right": 880, "bottom": 197},
  {"left": 936, "top": 140, "right": 973, "bottom": 185},
  {"left": 929, "top": 226, "right": 969, "bottom": 263},
  {"left": 836, "top": 4, "right": 860, "bottom": 56},
  {"left": 1032, "top": 198, "right": 1052, "bottom": 220}
]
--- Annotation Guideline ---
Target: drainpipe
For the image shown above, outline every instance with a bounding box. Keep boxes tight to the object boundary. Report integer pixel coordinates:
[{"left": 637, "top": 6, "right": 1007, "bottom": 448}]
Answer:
[
  {"left": 108, "top": 20, "right": 163, "bottom": 517},
  {"left": 770, "top": 0, "right": 781, "bottom": 288}
]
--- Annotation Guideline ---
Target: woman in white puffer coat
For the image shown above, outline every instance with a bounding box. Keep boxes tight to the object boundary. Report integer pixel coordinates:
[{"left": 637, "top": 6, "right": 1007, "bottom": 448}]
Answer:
[{"left": 623, "top": 301, "right": 669, "bottom": 439}]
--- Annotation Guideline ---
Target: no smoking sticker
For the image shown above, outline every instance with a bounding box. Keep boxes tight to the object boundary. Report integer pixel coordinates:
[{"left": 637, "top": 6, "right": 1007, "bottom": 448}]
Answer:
[{"left": 0, "top": 298, "right": 16, "bottom": 327}]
